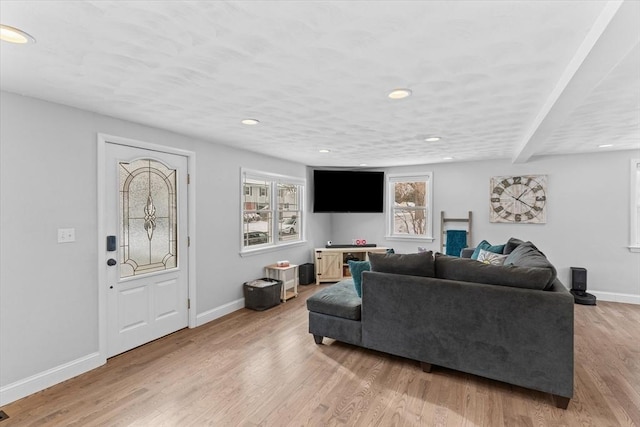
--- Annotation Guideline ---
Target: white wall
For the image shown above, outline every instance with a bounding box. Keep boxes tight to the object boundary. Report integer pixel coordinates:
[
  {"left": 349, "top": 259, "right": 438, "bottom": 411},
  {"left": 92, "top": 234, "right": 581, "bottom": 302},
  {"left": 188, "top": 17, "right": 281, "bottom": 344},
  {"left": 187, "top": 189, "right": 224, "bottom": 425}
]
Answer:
[
  {"left": 330, "top": 150, "right": 640, "bottom": 302},
  {"left": 0, "top": 91, "right": 325, "bottom": 404}
]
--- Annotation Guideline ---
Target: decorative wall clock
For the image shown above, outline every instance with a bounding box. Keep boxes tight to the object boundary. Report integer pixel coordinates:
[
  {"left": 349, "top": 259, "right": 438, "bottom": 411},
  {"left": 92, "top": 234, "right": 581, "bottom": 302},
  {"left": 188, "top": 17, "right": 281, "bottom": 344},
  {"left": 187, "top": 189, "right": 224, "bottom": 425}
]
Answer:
[{"left": 490, "top": 175, "right": 547, "bottom": 223}]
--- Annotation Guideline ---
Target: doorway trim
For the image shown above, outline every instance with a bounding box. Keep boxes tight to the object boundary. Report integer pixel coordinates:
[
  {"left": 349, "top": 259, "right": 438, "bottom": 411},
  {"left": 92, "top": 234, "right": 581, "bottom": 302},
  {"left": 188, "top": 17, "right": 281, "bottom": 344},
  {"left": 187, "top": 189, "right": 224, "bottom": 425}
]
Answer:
[{"left": 97, "top": 133, "right": 197, "bottom": 361}]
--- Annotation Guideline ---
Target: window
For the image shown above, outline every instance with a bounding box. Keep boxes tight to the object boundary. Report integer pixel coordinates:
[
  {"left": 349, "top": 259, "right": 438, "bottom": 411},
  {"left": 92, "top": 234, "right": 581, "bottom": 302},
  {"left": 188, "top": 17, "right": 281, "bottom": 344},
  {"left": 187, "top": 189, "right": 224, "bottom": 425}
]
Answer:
[
  {"left": 630, "top": 159, "right": 640, "bottom": 252},
  {"left": 386, "top": 173, "right": 433, "bottom": 241},
  {"left": 241, "top": 169, "right": 305, "bottom": 252}
]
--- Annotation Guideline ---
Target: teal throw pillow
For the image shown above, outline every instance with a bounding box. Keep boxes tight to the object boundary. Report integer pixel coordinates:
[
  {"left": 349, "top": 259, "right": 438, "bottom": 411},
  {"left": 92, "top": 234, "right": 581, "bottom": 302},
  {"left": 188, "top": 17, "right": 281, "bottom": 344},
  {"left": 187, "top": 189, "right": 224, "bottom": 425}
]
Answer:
[
  {"left": 348, "top": 260, "right": 370, "bottom": 297},
  {"left": 471, "top": 240, "right": 506, "bottom": 260}
]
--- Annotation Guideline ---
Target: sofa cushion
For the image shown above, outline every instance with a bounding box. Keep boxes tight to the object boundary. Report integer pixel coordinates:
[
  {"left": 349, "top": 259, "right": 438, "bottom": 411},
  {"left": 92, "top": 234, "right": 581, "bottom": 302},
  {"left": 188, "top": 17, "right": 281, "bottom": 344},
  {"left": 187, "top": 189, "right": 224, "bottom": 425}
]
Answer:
[
  {"left": 306, "top": 280, "right": 361, "bottom": 320},
  {"left": 460, "top": 247, "right": 475, "bottom": 258},
  {"left": 369, "top": 251, "right": 435, "bottom": 277},
  {"left": 504, "top": 237, "right": 525, "bottom": 254},
  {"left": 477, "top": 249, "right": 508, "bottom": 265},
  {"left": 434, "top": 253, "right": 553, "bottom": 290},
  {"left": 504, "top": 242, "right": 556, "bottom": 290},
  {"left": 471, "top": 240, "right": 506, "bottom": 259},
  {"left": 348, "top": 260, "right": 370, "bottom": 297}
]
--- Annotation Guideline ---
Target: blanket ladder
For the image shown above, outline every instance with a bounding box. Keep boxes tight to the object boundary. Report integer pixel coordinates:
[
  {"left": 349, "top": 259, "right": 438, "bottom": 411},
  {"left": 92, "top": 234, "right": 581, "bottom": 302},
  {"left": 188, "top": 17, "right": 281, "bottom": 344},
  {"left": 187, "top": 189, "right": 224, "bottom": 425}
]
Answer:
[{"left": 440, "top": 211, "right": 472, "bottom": 254}]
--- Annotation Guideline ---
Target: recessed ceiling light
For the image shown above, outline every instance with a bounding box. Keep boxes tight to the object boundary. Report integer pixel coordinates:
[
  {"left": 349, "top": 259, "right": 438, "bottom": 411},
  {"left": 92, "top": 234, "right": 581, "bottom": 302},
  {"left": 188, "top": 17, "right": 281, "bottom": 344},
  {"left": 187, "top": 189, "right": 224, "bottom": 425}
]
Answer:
[
  {"left": 319, "top": 149, "right": 330, "bottom": 153},
  {"left": 598, "top": 144, "right": 613, "bottom": 148},
  {"left": 443, "top": 156, "right": 454, "bottom": 160},
  {"left": 425, "top": 136, "right": 441, "bottom": 142},
  {"left": 388, "top": 88, "right": 412, "bottom": 99},
  {"left": 359, "top": 163, "right": 367, "bottom": 167},
  {"left": 241, "top": 118, "right": 259, "bottom": 125},
  {"left": 0, "top": 24, "right": 36, "bottom": 44}
]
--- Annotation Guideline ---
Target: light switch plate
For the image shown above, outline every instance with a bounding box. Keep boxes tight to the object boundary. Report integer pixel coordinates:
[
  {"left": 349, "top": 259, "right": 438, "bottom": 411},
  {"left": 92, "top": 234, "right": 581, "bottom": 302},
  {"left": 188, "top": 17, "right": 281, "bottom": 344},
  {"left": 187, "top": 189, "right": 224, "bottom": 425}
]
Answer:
[{"left": 58, "top": 228, "right": 75, "bottom": 243}]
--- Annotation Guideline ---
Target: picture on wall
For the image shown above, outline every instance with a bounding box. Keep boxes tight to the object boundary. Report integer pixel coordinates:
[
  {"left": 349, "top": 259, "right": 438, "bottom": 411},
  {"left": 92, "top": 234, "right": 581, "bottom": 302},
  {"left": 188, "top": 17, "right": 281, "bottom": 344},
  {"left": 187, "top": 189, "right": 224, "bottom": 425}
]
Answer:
[{"left": 489, "top": 175, "right": 547, "bottom": 223}]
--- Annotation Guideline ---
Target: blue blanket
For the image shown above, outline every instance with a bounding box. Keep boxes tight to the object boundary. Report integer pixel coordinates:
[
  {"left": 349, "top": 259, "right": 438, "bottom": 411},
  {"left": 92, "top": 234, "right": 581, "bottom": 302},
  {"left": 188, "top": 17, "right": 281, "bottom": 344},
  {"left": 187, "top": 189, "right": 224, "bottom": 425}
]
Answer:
[{"left": 445, "top": 230, "right": 467, "bottom": 257}]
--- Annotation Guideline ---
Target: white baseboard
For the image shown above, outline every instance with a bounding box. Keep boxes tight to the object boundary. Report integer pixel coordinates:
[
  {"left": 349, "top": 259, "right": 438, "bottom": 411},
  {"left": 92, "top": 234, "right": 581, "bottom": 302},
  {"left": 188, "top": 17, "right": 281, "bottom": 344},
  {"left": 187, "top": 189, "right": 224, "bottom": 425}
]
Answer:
[
  {"left": 0, "top": 352, "right": 105, "bottom": 406},
  {"left": 196, "top": 298, "right": 245, "bottom": 326},
  {"left": 589, "top": 291, "right": 640, "bottom": 305}
]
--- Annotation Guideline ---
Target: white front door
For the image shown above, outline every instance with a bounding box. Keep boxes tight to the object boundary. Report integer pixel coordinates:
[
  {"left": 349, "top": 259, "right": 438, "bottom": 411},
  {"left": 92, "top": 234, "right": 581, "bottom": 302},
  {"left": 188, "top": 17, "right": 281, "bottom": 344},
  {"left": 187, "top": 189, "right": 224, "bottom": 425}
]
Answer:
[{"left": 104, "top": 142, "right": 189, "bottom": 358}]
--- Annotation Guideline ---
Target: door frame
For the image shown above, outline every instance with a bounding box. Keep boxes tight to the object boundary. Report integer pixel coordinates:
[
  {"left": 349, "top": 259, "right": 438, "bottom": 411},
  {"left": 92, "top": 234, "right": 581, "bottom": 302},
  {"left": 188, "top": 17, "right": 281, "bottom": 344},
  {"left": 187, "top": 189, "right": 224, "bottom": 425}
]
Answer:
[{"left": 97, "top": 133, "right": 197, "bottom": 361}]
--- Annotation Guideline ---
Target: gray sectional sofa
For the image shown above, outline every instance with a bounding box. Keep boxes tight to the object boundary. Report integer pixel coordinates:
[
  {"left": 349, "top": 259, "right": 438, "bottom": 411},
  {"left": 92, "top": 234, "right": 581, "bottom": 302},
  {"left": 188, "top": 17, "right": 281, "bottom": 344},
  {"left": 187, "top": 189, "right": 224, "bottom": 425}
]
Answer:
[{"left": 307, "top": 239, "right": 574, "bottom": 409}]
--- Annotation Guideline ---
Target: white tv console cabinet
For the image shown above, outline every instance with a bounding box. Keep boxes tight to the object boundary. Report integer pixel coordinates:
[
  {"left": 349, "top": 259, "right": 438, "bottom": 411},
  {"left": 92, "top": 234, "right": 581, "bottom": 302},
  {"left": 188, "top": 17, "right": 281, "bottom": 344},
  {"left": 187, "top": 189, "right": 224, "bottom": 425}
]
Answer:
[{"left": 314, "top": 246, "right": 390, "bottom": 284}]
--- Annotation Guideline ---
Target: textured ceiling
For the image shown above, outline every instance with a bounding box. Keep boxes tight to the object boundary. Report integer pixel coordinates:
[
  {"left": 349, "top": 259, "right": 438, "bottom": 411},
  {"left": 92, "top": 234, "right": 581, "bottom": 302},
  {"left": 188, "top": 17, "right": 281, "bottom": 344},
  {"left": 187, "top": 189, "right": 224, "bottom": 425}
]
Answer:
[{"left": 1, "top": 0, "right": 638, "bottom": 167}]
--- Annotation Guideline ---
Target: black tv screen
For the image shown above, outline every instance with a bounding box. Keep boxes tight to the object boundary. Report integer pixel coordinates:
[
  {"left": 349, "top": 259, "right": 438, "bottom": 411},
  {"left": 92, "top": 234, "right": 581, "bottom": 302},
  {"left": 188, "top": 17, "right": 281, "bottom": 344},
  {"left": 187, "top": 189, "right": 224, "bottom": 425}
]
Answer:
[{"left": 313, "top": 170, "right": 384, "bottom": 213}]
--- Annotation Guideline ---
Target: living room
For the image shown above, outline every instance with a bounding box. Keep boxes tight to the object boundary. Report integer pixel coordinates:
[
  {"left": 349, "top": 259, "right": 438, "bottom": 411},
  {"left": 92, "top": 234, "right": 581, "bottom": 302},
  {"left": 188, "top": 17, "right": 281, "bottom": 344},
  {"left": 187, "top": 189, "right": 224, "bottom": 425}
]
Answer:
[{"left": 1, "top": 1, "right": 639, "bottom": 425}]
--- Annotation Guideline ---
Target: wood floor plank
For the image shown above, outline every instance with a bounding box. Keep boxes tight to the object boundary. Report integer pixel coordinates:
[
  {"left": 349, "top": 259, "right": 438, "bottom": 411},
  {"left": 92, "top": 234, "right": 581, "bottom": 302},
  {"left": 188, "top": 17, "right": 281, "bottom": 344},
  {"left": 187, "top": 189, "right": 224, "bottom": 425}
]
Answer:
[{"left": 2, "top": 286, "right": 639, "bottom": 426}]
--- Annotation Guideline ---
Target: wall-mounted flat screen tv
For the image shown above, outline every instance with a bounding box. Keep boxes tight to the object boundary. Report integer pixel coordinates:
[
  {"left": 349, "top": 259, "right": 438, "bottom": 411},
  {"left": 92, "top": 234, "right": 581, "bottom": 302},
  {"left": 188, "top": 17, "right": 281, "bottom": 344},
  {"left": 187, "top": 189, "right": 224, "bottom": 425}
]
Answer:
[{"left": 313, "top": 170, "right": 384, "bottom": 213}]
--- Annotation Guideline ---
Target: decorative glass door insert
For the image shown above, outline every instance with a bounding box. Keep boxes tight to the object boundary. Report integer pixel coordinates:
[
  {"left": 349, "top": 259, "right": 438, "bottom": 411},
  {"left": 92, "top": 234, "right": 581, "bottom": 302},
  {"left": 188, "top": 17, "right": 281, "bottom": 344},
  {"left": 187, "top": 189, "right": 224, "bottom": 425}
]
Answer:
[{"left": 119, "top": 159, "right": 177, "bottom": 278}]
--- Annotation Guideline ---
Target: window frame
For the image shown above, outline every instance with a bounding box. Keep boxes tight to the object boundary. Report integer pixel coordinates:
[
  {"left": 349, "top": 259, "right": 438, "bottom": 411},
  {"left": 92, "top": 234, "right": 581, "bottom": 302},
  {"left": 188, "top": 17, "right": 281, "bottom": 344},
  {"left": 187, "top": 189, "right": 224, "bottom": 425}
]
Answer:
[
  {"left": 630, "top": 159, "right": 640, "bottom": 253},
  {"left": 386, "top": 172, "right": 434, "bottom": 242},
  {"left": 240, "top": 168, "right": 306, "bottom": 255}
]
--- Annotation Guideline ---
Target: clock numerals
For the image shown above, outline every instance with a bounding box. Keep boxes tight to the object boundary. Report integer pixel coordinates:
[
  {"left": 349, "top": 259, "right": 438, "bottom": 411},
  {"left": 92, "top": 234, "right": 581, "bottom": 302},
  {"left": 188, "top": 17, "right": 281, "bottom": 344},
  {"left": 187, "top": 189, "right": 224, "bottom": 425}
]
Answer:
[
  {"left": 536, "top": 196, "right": 546, "bottom": 202},
  {"left": 500, "top": 179, "right": 511, "bottom": 188},
  {"left": 512, "top": 176, "right": 522, "bottom": 184},
  {"left": 491, "top": 197, "right": 500, "bottom": 203},
  {"left": 514, "top": 214, "right": 522, "bottom": 222},
  {"left": 493, "top": 187, "right": 505, "bottom": 195}
]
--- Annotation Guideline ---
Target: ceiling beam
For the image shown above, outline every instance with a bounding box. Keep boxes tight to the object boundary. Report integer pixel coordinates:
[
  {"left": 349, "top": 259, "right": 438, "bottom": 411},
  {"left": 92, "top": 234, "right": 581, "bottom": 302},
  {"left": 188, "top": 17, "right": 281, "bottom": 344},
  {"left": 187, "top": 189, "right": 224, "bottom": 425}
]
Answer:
[{"left": 512, "top": 0, "right": 640, "bottom": 163}]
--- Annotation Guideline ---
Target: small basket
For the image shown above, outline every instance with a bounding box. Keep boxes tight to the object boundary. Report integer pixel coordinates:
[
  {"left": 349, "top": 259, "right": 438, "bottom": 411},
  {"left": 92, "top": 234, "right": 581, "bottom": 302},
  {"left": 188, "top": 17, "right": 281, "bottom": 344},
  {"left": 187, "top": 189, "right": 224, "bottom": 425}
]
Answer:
[{"left": 243, "top": 278, "right": 282, "bottom": 311}]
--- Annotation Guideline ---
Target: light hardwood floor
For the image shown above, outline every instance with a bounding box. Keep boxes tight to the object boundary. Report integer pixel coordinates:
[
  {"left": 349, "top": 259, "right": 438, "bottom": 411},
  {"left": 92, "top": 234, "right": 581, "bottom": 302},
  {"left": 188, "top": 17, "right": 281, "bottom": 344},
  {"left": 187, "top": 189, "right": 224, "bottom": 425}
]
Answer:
[{"left": 2, "top": 284, "right": 639, "bottom": 426}]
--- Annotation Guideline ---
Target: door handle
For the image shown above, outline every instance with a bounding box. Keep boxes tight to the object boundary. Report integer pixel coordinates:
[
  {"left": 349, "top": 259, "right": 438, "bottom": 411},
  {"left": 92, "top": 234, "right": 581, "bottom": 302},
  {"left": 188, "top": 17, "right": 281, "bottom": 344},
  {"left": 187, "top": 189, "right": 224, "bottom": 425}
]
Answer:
[{"left": 107, "top": 259, "right": 117, "bottom": 266}]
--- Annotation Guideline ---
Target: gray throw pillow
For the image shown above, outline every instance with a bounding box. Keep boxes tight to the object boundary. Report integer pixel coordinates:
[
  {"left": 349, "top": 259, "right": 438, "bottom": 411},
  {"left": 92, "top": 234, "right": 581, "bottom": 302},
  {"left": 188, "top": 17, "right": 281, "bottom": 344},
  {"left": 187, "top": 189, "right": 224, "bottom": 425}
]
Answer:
[
  {"left": 434, "top": 253, "right": 552, "bottom": 291},
  {"left": 504, "top": 242, "right": 556, "bottom": 290},
  {"left": 368, "top": 251, "right": 435, "bottom": 277}
]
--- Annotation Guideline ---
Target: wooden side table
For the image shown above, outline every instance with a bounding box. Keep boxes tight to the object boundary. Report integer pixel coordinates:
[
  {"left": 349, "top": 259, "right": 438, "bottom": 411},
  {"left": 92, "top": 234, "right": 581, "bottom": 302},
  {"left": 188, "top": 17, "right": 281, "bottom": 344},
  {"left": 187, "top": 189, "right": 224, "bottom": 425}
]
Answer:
[{"left": 264, "top": 264, "right": 299, "bottom": 302}]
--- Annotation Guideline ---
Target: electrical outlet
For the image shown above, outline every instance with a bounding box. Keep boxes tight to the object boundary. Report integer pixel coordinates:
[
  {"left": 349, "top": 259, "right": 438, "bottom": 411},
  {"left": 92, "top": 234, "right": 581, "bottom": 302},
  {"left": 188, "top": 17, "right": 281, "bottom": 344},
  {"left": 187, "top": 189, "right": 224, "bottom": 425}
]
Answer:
[{"left": 57, "top": 228, "right": 75, "bottom": 243}]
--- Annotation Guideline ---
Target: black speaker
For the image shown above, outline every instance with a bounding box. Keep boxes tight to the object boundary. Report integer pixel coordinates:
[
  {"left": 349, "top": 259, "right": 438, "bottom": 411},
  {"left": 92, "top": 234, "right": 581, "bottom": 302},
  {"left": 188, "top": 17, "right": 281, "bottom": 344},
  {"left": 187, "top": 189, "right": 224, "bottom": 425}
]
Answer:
[
  {"left": 299, "top": 263, "right": 315, "bottom": 285},
  {"left": 570, "top": 267, "right": 587, "bottom": 292}
]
